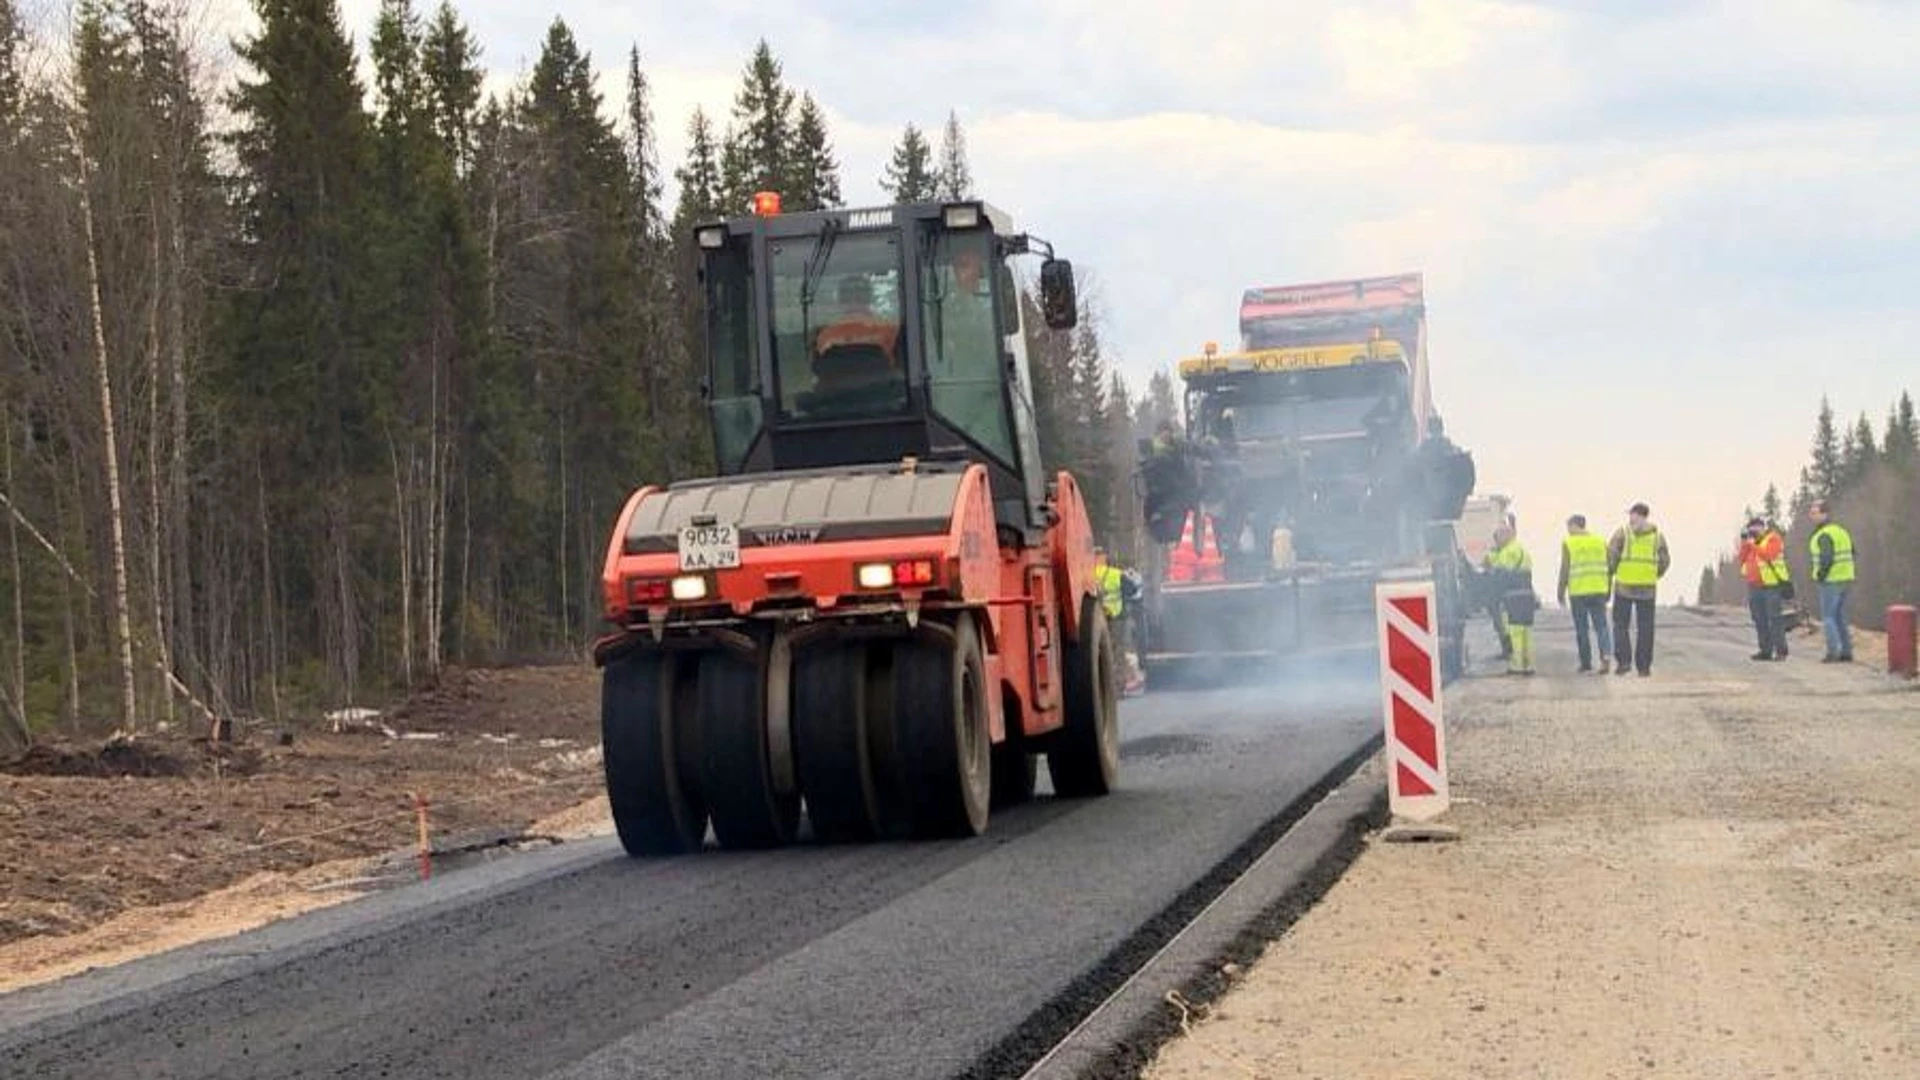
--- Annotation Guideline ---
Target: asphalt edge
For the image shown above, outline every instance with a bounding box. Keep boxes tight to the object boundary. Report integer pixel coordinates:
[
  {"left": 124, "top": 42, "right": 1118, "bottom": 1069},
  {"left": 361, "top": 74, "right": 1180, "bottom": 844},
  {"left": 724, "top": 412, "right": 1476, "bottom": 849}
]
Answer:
[
  {"left": 961, "top": 735, "right": 1386, "bottom": 1080},
  {"left": 0, "top": 835, "right": 621, "bottom": 1045},
  {"left": 1052, "top": 772, "right": 1387, "bottom": 1079}
]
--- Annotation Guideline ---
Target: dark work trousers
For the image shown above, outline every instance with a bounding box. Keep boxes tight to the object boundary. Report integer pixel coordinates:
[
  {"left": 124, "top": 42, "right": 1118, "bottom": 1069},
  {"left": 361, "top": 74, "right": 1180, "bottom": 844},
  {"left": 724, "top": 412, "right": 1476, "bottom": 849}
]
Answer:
[
  {"left": 1747, "top": 585, "right": 1787, "bottom": 657},
  {"left": 1613, "top": 595, "right": 1656, "bottom": 674},
  {"left": 1569, "top": 595, "right": 1612, "bottom": 669}
]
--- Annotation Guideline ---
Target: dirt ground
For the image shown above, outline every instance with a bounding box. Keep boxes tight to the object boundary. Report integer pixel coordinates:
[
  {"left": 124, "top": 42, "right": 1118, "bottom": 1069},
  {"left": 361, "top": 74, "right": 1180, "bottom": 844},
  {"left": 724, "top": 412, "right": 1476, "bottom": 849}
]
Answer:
[
  {"left": 1148, "top": 619, "right": 1919, "bottom": 1079},
  {"left": 0, "top": 664, "right": 606, "bottom": 991}
]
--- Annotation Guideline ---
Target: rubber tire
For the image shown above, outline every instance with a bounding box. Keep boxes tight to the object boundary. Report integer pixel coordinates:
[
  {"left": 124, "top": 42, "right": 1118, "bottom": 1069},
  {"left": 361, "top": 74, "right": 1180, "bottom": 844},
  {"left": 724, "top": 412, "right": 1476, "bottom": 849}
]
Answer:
[
  {"left": 793, "top": 643, "right": 880, "bottom": 842},
  {"left": 697, "top": 648, "right": 800, "bottom": 850},
  {"left": 1051, "top": 595, "right": 1120, "bottom": 798},
  {"left": 602, "top": 652, "right": 706, "bottom": 856},
  {"left": 990, "top": 739, "right": 1038, "bottom": 810},
  {"left": 893, "top": 614, "right": 991, "bottom": 839}
]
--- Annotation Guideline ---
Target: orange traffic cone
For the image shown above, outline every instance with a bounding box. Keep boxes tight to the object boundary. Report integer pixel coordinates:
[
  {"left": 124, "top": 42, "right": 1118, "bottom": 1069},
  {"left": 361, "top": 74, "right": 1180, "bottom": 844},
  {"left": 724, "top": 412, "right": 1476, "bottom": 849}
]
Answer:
[
  {"left": 1196, "top": 514, "right": 1226, "bottom": 583},
  {"left": 1167, "top": 511, "right": 1198, "bottom": 583}
]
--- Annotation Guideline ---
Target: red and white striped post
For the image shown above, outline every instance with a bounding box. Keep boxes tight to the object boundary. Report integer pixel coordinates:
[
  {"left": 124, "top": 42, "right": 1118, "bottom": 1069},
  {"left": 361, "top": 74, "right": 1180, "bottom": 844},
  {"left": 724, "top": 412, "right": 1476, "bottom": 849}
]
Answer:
[{"left": 1375, "top": 580, "right": 1451, "bottom": 828}]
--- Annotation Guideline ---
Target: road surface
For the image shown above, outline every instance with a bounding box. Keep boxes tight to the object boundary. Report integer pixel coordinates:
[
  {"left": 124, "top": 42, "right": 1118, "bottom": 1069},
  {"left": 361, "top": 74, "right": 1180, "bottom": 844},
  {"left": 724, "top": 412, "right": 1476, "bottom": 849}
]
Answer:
[{"left": 1, "top": 659, "right": 1385, "bottom": 1080}]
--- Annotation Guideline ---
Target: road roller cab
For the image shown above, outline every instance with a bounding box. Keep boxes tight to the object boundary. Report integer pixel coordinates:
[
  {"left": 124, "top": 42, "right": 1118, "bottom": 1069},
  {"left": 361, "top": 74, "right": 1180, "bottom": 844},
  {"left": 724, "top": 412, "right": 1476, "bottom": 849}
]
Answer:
[{"left": 595, "top": 194, "right": 1121, "bottom": 854}]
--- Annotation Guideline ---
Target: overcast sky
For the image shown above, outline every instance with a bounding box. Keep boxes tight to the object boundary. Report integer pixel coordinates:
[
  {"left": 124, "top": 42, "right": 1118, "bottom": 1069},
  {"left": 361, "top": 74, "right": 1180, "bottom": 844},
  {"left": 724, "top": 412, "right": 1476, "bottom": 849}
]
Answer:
[{"left": 289, "top": 0, "right": 1919, "bottom": 596}]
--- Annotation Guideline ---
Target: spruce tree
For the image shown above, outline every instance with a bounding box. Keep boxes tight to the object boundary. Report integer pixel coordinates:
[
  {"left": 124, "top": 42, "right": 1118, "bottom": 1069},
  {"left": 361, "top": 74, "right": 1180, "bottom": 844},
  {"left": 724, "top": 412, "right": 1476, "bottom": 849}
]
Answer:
[
  {"left": 719, "top": 40, "right": 793, "bottom": 211},
  {"left": 936, "top": 110, "right": 972, "bottom": 200},
  {"left": 624, "top": 44, "right": 698, "bottom": 475},
  {"left": 880, "top": 123, "right": 937, "bottom": 203},
  {"left": 370, "top": 0, "right": 424, "bottom": 141},
  {"left": 673, "top": 108, "right": 724, "bottom": 227},
  {"left": 1789, "top": 475, "right": 1814, "bottom": 522},
  {"left": 625, "top": 45, "right": 663, "bottom": 241},
  {"left": 419, "top": 1, "right": 482, "bottom": 169},
  {"left": 519, "top": 18, "right": 652, "bottom": 636},
  {"left": 666, "top": 107, "right": 726, "bottom": 477},
  {"left": 787, "top": 92, "right": 841, "bottom": 210},
  {"left": 1137, "top": 369, "right": 1179, "bottom": 433},
  {"left": 1883, "top": 391, "right": 1917, "bottom": 464},
  {"left": 227, "top": 0, "right": 384, "bottom": 695},
  {"left": 1103, "top": 370, "right": 1136, "bottom": 554},
  {"left": 1841, "top": 413, "right": 1875, "bottom": 491},
  {"left": 1020, "top": 286, "right": 1073, "bottom": 467},
  {"left": 1805, "top": 396, "right": 1841, "bottom": 503},
  {"left": 370, "top": 0, "right": 489, "bottom": 677},
  {"left": 0, "top": 0, "right": 21, "bottom": 121}
]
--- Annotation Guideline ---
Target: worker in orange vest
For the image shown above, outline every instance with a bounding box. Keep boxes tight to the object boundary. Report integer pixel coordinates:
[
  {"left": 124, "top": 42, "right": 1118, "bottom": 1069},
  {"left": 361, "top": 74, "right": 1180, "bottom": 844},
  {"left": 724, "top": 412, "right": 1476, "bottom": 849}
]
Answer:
[{"left": 1738, "top": 516, "right": 1791, "bottom": 661}]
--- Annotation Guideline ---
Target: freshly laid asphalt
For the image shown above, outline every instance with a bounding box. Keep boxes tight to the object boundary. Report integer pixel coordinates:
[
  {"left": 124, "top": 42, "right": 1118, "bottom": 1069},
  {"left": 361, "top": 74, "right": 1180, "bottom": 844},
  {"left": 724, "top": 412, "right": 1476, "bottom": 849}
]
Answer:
[{"left": 0, "top": 660, "right": 1382, "bottom": 1080}]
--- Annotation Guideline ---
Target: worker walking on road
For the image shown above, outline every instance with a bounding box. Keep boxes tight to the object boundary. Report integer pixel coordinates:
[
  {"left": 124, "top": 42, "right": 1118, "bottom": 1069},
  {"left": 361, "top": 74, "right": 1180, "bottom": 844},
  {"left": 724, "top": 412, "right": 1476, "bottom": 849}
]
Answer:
[
  {"left": 1739, "top": 516, "right": 1792, "bottom": 661},
  {"left": 1808, "top": 500, "right": 1857, "bottom": 663},
  {"left": 1558, "top": 514, "right": 1613, "bottom": 673},
  {"left": 1488, "top": 523, "right": 1537, "bottom": 675},
  {"left": 1608, "top": 502, "right": 1671, "bottom": 677}
]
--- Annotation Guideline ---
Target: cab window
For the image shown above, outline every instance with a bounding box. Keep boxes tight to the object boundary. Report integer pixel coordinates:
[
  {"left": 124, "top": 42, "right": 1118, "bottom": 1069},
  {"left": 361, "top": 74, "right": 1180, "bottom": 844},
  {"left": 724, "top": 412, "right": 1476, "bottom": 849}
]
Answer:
[
  {"left": 768, "top": 231, "right": 908, "bottom": 422},
  {"left": 703, "top": 244, "right": 761, "bottom": 471},
  {"left": 920, "top": 227, "right": 1015, "bottom": 464}
]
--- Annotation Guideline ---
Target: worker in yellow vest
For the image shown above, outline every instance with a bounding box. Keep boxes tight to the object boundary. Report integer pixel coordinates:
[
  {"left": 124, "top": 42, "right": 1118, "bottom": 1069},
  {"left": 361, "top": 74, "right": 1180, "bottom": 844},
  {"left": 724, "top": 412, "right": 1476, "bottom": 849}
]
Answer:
[
  {"left": 1607, "top": 502, "right": 1671, "bottom": 677},
  {"left": 1094, "top": 548, "right": 1146, "bottom": 694},
  {"left": 1487, "top": 523, "right": 1537, "bottom": 675},
  {"left": 1557, "top": 514, "right": 1613, "bottom": 674},
  {"left": 1808, "top": 499, "right": 1857, "bottom": 663}
]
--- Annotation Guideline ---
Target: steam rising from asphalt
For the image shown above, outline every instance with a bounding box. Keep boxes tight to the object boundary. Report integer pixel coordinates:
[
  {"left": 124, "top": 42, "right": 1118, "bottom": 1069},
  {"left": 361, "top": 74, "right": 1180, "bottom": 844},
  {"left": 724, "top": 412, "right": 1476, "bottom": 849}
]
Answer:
[{"left": 1141, "top": 648, "right": 1385, "bottom": 721}]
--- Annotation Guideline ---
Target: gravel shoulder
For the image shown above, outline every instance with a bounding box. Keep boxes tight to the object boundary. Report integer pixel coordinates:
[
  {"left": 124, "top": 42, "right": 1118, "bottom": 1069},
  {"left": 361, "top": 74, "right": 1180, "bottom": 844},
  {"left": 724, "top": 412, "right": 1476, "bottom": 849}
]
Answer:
[{"left": 1147, "top": 608, "right": 1919, "bottom": 1079}]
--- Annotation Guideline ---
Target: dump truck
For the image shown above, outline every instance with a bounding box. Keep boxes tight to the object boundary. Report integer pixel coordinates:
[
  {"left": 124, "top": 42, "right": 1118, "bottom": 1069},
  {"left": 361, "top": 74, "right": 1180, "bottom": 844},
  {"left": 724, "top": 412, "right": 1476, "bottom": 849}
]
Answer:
[
  {"left": 594, "top": 193, "right": 1120, "bottom": 854},
  {"left": 1136, "top": 272, "right": 1475, "bottom": 682}
]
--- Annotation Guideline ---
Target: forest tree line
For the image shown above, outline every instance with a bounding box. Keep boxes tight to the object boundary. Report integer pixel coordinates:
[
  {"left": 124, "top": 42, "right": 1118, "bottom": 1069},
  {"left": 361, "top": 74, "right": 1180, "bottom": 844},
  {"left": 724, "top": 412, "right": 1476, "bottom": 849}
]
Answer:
[
  {"left": 1699, "top": 391, "right": 1918, "bottom": 624},
  {"left": 0, "top": 0, "right": 1146, "bottom": 748}
]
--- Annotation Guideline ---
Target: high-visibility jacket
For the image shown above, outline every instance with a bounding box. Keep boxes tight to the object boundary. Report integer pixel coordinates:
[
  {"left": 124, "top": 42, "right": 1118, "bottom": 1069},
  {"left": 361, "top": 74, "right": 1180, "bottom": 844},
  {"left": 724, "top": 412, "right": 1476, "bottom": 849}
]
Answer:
[
  {"left": 1094, "top": 564, "right": 1124, "bottom": 618},
  {"left": 1488, "top": 539, "right": 1532, "bottom": 591},
  {"left": 1562, "top": 533, "right": 1610, "bottom": 597},
  {"left": 1615, "top": 527, "right": 1663, "bottom": 588},
  {"left": 1811, "top": 522, "right": 1856, "bottom": 584},
  {"left": 1489, "top": 540, "right": 1531, "bottom": 572},
  {"left": 1740, "top": 530, "right": 1789, "bottom": 587}
]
